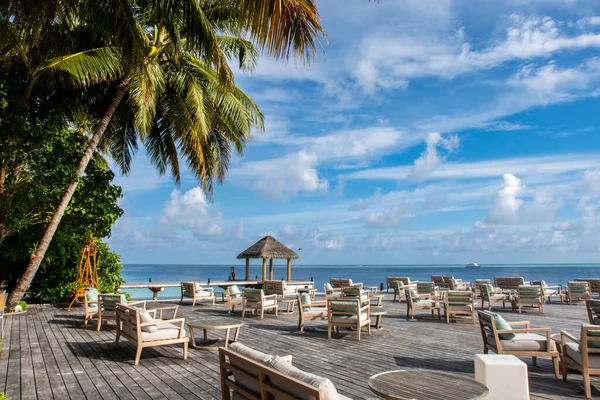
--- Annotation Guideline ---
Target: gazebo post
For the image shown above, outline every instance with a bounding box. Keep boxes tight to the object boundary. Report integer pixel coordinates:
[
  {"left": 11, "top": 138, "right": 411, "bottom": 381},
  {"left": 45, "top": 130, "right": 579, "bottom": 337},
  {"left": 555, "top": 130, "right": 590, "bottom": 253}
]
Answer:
[
  {"left": 261, "top": 257, "right": 267, "bottom": 282},
  {"left": 287, "top": 258, "right": 291, "bottom": 281},
  {"left": 269, "top": 258, "right": 274, "bottom": 280},
  {"left": 245, "top": 257, "right": 250, "bottom": 281}
]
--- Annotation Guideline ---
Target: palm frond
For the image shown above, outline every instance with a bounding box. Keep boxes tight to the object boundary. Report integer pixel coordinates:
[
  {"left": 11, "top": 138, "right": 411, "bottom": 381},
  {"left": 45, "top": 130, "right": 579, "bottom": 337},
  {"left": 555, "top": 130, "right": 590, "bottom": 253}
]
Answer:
[
  {"left": 128, "top": 60, "right": 166, "bottom": 136},
  {"left": 29, "top": 47, "right": 124, "bottom": 95},
  {"left": 216, "top": 35, "right": 259, "bottom": 72}
]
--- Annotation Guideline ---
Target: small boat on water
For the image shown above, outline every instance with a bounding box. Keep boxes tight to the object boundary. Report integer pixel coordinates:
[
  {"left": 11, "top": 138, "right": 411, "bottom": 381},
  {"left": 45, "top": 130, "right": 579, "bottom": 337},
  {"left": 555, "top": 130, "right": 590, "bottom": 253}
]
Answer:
[{"left": 466, "top": 262, "right": 480, "bottom": 268}]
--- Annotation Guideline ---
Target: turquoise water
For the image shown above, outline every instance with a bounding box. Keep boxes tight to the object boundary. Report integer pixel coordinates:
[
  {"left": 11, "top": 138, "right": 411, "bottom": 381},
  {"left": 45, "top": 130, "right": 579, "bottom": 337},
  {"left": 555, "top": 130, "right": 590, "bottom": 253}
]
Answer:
[{"left": 121, "top": 263, "right": 600, "bottom": 300}]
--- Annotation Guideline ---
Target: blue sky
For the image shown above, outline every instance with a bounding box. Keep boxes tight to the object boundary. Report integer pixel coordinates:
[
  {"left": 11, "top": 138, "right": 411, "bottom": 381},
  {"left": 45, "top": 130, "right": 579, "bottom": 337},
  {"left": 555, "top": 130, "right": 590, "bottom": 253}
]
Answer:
[{"left": 109, "top": 0, "right": 600, "bottom": 265}]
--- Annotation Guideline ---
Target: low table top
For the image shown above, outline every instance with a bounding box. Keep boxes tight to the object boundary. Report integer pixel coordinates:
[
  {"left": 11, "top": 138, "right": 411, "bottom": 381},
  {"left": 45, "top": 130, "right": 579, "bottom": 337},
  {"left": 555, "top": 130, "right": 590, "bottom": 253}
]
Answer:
[
  {"left": 368, "top": 370, "right": 488, "bottom": 400},
  {"left": 187, "top": 319, "right": 244, "bottom": 330},
  {"left": 371, "top": 310, "right": 388, "bottom": 316}
]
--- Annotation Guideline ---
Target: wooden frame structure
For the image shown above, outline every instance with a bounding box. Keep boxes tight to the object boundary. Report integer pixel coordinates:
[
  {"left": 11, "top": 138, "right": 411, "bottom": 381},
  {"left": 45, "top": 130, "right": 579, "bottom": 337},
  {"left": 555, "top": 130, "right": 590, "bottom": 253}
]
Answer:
[
  {"left": 67, "top": 238, "right": 100, "bottom": 311},
  {"left": 115, "top": 304, "right": 188, "bottom": 366},
  {"left": 559, "top": 326, "right": 600, "bottom": 399},
  {"left": 477, "top": 310, "right": 559, "bottom": 377}
]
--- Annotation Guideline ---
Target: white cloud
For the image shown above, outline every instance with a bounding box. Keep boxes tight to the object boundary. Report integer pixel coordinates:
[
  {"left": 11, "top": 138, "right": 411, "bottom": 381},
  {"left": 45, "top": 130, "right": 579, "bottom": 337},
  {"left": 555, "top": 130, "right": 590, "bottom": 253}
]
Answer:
[
  {"left": 408, "top": 132, "right": 459, "bottom": 181},
  {"left": 161, "top": 187, "right": 223, "bottom": 236},
  {"left": 313, "top": 232, "right": 345, "bottom": 250},
  {"left": 486, "top": 174, "right": 524, "bottom": 224},
  {"left": 362, "top": 207, "right": 406, "bottom": 229},
  {"left": 582, "top": 169, "right": 600, "bottom": 195},
  {"left": 348, "top": 189, "right": 382, "bottom": 211}
]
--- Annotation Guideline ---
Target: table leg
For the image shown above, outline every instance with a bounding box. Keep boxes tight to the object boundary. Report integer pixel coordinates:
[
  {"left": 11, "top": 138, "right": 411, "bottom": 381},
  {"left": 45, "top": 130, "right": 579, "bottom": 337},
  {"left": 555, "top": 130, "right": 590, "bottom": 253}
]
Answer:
[
  {"left": 224, "top": 328, "right": 231, "bottom": 349},
  {"left": 376, "top": 314, "right": 382, "bottom": 329},
  {"left": 189, "top": 327, "right": 197, "bottom": 349},
  {"left": 204, "top": 328, "right": 208, "bottom": 342},
  {"left": 233, "top": 327, "right": 241, "bottom": 342}
]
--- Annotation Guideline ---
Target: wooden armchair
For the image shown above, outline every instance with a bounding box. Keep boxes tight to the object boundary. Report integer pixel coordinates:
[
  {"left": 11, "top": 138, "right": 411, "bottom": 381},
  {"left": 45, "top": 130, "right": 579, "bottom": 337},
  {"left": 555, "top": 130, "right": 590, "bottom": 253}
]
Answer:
[
  {"left": 515, "top": 285, "right": 544, "bottom": 314},
  {"left": 431, "top": 276, "right": 448, "bottom": 289},
  {"left": 386, "top": 277, "right": 406, "bottom": 292},
  {"left": 265, "top": 280, "right": 296, "bottom": 299},
  {"left": 115, "top": 304, "right": 188, "bottom": 365},
  {"left": 480, "top": 283, "right": 509, "bottom": 310},
  {"left": 530, "top": 280, "right": 562, "bottom": 303},
  {"left": 83, "top": 287, "right": 99, "bottom": 326},
  {"left": 329, "top": 278, "right": 342, "bottom": 289},
  {"left": 327, "top": 298, "right": 370, "bottom": 341},
  {"left": 97, "top": 294, "right": 146, "bottom": 331},
  {"left": 323, "top": 283, "right": 341, "bottom": 299},
  {"left": 586, "top": 299, "right": 600, "bottom": 324},
  {"left": 339, "top": 278, "right": 363, "bottom": 288},
  {"left": 559, "top": 325, "right": 600, "bottom": 399},
  {"left": 405, "top": 288, "right": 440, "bottom": 320},
  {"left": 566, "top": 281, "right": 592, "bottom": 304},
  {"left": 226, "top": 285, "right": 243, "bottom": 314},
  {"left": 393, "top": 280, "right": 407, "bottom": 302},
  {"left": 416, "top": 281, "right": 438, "bottom": 297},
  {"left": 444, "top": 290, "right": 476, "bottom": 324},
  {"left": 494, "top": 277, "right": 524, "bottom": 291},
  {"left": 448, "top": 278, "right": 471, "bottom": 291},
  {"left": 180, "top": 282, "right": 215, "bottom": 306},
  {"left": 242, "top": 288, "right": 278, "bottom": 319},
  {"left": 477, "top": 310, "right": 559, "bottom": 377},
  {"left": 297, "top": 293, "right": 327, "bottom": 332},
  {"left": 340, "top": 286, "right": 369, "bottom": 305}
]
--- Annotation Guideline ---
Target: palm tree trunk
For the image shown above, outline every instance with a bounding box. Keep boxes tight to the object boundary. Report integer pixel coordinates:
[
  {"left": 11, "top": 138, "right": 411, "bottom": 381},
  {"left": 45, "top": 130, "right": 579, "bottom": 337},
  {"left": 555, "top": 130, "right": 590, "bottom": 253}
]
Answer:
[{"left": 6, "top": 79, "right": 130, "bottom": 308}]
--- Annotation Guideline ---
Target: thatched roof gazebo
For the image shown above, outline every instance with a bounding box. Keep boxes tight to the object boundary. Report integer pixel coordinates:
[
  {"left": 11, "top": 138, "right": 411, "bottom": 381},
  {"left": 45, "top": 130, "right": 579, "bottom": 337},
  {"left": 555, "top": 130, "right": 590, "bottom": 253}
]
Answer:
[{"left": 237, "top": 236, "right": 299, "bottom": 281}]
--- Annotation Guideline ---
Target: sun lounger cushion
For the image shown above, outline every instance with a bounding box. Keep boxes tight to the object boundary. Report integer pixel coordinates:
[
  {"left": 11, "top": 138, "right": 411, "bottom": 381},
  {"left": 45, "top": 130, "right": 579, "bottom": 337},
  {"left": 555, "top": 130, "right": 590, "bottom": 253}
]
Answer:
[
  {"left": 141, "top": 323, "right": 181, "bottom": 342},
  {"left": 487, "top": 333, "right": 555, "bottom": 351},
  {"left": 229, "top": 343, "right": 274, "bottom": 395},
  {"left": 565, "top": 342, "right": 600, "bottom": 368},
  {"left": 86, "top": 288, "right": 98, "bottom": 304},
  {"left": 268, "top": 356, "right": 339, "bottom": 400},
  {"left": 139, "top": 309, "right": 158, "bottom": 333},
  {"left": 330, "top": 313, "right": 369, "bottom": 324},
  {"left": 300, "top": 293, "right": 311, "bottom": 311},
  {"left": 195, "top": 290, "right": 213, "bottom": 297},
  {"left": 492, "top": 313, "right": 515, "bottom": 340}
]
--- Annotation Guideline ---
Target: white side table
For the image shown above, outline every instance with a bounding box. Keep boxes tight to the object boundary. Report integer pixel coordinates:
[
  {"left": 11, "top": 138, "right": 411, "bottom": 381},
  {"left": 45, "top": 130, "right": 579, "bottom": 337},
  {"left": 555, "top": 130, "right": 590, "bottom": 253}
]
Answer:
[{"left": 474, "top": 354, "right": 529, "bottom": 400}]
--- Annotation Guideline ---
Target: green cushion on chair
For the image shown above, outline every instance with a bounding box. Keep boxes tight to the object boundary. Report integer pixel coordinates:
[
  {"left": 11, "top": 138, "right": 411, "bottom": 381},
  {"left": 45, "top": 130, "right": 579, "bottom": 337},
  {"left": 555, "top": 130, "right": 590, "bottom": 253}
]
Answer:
[
  {"left": 409, "top": 289, "right": 420, "bottom": 302},
  {"left": 493, "top": 313, "right": 515, "bottom": 340},
  {"left": 228, "top": 285, "right": 241, "bottom": 295},
  {"left": 325, "top": 283, "right": 333, "bottom": 292},
  {"left": 300, "top": 293, "right": 311, "bottom": 311},
  {"left": 86, "top": 288, "right": 98, "bottom": 304},
  {"left": 582, "top": 324, "right": 600, "bottom": 349},
  {"left": 482, "top": 284, "right": 494, "bottom": 299},
  {"left": 120, "top": 294, "right": 127, "bottom": 304}
]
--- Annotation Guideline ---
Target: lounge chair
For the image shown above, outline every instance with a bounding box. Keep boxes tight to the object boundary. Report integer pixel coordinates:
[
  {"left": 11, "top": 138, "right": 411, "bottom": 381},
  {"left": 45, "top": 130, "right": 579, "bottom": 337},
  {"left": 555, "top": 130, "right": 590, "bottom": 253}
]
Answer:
[
  {"left": 115, "top": 304, "right": 188, "bottom": 365},
  {"left": 394, "top": 280, "right": 407, "bottom": 302},
  {"left": 330, "top": 278, "right": 343, "bottom": 289},
  {"left": 340, "top": 286, "right": 369, "bottom": 305},
  {"left": 405, "top": 287, "right": 440, "bottom": 320},
  {"left": 566, "top": 281, "right": 592, "bottom": 304},
  {"left": 477, "top": 310, "right": 559, "bottom": 377},
  {"left": 474, "top": 279, "right": 492, "bottom": 298},
  {"left": 242, "top": 288, "right": 278, "bottom": 319},
  {"left": 392, "top": 278, "right": 415, "bottom": 301},
  {"left": 265, "top": 280, "right": 296, "bottom": 299},
  {"left": 494, "top": 277, "right": 524, "bottom": 291},
  {"left": 444, "top": 290, "right": 476, "bottom": 324},
  {"left": 386, "top": 277, "right": 406, "bottom": 292},
  {"left": 327, "top": 298, "right": 371, "bottom": 341},
  {"left": 530, "top": 280, "right": 562, "bottom": 303},
  {"left": 431, "top": 276, "right": 448, "bottom": 289},
  {"left": 416, "top": 281, "right": 438, "bottom": 297},
  {"left": 83, "top": 287, "right": 99, "bottom": 326},
  {"left": 225, "top": 285, "right": 243, "bottom": 314},
  {"left": 586, "top": 299, "right": 600, "bottom": 324},
  {"left": 515, "top": 285, "right": 544, "bottom": 314},
  {"left": 324, "top": 283, "right": 341, "bottom": 299},
  {"left": 219, "top": 343, "right": 353, "bottom": 400},
  {"left": 97, "top": 294, "right": 145, "bottom": 331},
  {"left": 448, "top": 278, "right": 471, "bottom": 291},
  {"left": 480, "top": 283, "right": 509, "bottom": 310},
  {"left": 297, "top": 293, "right": 327, "bottom": 333},
  {"left": 339, "top": 278, "right": 363, "bottom": 288},
  {"left": 559, "top": 325, "right": 600, "bottom": 398},
  {"left": 180, "top": 282, "right": 215, "bottom": 306}
]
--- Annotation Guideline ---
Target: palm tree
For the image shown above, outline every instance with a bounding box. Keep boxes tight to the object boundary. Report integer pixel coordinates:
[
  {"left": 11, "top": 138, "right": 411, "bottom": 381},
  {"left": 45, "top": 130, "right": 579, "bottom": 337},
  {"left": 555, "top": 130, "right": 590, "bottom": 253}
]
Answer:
[{"left": 3, "top": 0, "right": 325, "bottom": 307}]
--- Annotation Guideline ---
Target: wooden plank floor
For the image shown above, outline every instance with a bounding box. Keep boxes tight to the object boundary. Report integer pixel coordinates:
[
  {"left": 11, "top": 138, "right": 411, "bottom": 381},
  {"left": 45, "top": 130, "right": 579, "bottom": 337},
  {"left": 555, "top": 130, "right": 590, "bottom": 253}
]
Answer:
[{"left": 1, "top": 294, "right": 598, "bottom": 399}]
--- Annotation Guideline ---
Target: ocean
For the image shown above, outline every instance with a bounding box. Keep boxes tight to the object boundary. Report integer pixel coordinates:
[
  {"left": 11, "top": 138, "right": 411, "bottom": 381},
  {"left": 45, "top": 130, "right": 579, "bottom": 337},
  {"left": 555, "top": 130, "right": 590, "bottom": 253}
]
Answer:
[{"left": 121, "top": 263, "right": 600, "bottom": 300}]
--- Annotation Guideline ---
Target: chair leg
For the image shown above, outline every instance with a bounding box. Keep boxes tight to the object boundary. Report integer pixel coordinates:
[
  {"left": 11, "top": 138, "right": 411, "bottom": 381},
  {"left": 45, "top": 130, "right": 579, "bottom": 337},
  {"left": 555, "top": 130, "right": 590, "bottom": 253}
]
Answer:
[
  {"left": 552, "top": 356, "right": 559, "bottom": 378},
  {"left": 134, "top": 345, "right": 143, "bottom": 365},
  {"left": 583, "top": 371, "right": 592, "bottom": 399},
  {"left": 260, "top": 308, "right": 264, "bottom": 320},
  {"left": 115, "top": 330, "right": 121, "bottom": 344},
  {"left": 562, "top": 358, "right": 568, "bottom": 381},
  {"left": 242, "top": 306, "right": 246, "bottom": 318},
  {"left": 182, "top": 341, "right": 188, "bottom": 360},
  {"left": 192, "top": 298, "right": 196, "bottom": 307},
  {"left": 357, "top": 324, "right": 361, "bottom": 341},
  {"left": 96, "top": 315, "right": 102, "bottom": 331},
  {"left": 328, "top": 323, "right": 332, "bottom": 339},
  {"left": 532, "top": 356, "right": 537, "bottom": 366}
]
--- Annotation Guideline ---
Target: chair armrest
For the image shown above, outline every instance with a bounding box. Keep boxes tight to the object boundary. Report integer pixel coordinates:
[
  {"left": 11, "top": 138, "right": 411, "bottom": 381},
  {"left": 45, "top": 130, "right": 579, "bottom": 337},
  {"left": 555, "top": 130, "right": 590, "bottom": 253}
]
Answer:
[
  {"left": 497, "top": 327, "right": 550, "bottom": 335},
  {"left": 128, "top": 300, "right": 146, "bottom": 308},
  {"left": 359, "top": 304, "right": 370, "bottom": 312},
  {"left": 311, "top": 300, "right": 327, "bottom": 307},
  {"left": 204, "top": 287, "right": 214, "bottom": 292},
  {"left": 264, "top": 294, "right": 278, "bottom": 301},
  {"left": 353, "top": 282, "right": 364, "bottom": 287},
  {"left": 560, "top": 330, "right": 580, "bottom": 345}
]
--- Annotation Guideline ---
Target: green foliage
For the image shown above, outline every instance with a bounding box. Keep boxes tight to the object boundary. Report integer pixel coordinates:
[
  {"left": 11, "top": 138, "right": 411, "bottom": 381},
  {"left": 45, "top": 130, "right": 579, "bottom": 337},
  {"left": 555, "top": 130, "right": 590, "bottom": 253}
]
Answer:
[
  {"left": 0, "top": 99, "right": 124, "bottom": 302},
  {"left": 18, "top": 301, "right": 27, "bottom": 311},
  {"left": 0, "top": 392, "right": 5, "bottom": 400}
]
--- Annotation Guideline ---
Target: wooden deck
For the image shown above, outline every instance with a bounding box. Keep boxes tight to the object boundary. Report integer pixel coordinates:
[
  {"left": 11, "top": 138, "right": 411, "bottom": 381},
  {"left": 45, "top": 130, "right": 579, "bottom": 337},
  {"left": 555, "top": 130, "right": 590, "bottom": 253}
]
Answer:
[{"left": 1, "top": 293, "right": 597, "bottom": 399}]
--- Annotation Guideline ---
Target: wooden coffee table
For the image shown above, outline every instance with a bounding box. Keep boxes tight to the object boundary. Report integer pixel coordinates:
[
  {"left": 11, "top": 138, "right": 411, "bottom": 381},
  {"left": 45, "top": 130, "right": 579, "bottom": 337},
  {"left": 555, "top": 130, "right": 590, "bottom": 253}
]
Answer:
[
  {"left": 371, "top": 310, "right": 387, "bottom": 330},
  {"left": 368, "top": 369, "right": 488, "bottom": 400},
  {"left": 188, "top": 319, "right": 244, "bottom": 351}
]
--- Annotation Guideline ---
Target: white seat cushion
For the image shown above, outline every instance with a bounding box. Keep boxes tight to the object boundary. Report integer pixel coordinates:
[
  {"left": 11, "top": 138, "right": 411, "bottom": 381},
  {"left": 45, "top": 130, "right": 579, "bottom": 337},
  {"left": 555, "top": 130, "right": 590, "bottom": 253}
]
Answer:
[
  {"left": 487, "top": 333, "right": 555, "bottom": 352},
  {"left": 195, "top": 291, "right": 213, "bottom": 297},
  {"left": 331, "top": 313, "right": 369, "bottom": 324},
  {"left": 268, "top": 356, "right": 340, "bottom": 400},
  {"left": 305, "top": 308, "right": 328, "bottom": 318},
  {"left": 414, "top": 300, "right": 438, "bottom": 309},
  {"left": 87, "top": 306, "right": 98, "bottom": 313},
  {"left": 565, "top": 342, "right": 600, "bottom": 369},
  {"left": 246, "top": 299, "right": 276, "bottom": 307},
  {"left": 141, "top": 323, "right": 182, "bottom": 342},
  {"left": 228, "top": 343, "right": 274, "bottom": 395}
]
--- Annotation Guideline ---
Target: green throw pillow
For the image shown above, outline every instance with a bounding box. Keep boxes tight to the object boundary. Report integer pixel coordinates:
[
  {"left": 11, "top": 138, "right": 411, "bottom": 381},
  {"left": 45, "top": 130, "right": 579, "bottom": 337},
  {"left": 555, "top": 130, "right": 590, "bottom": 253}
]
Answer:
[
  {"left": 120, "top": 294, "right": 127, "bottom": 304},
  {"left": 493, "top": 313, "right": 515, "bottom": 340},
  {"left": 482, "top": 284, "right": 494, "bottom": 298},
  {"left": 325, "top": 283, "right": 333, "bottom": 292},
  {"left": 228, "top": 285, "right": 241, "bottom": 295},
  {"left": 409, "top": 289, "right": 420, "bottom": 302},
  {"left": 582, "top": 324, "right": 600, "bottom": 349},
  {"left": 86, "top": 288, "right": 98, "bottom": 304},
  {"left": 396, "top": 281, "right": 404, "bottom": 287},
  {"left": 300, "top": 293, "right": 311, "bottom": 311}
]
